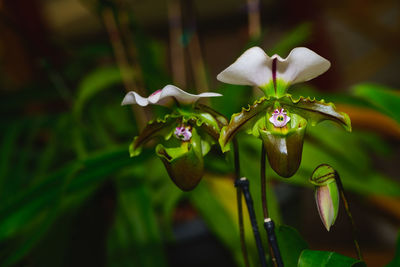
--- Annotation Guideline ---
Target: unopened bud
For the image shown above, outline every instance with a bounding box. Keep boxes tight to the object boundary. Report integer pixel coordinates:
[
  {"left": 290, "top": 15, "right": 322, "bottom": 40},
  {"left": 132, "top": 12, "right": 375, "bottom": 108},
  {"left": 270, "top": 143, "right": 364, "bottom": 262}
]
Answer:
[{"left": 310, "top": 164, "right": 340, "bottom": 231}]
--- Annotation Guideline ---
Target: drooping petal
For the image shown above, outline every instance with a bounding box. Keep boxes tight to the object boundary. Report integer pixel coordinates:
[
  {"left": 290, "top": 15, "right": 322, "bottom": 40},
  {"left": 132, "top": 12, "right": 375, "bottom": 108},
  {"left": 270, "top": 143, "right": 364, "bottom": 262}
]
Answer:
[
  {"left": 276, "top": 47, "right": 330, "bottom": 86},
  {"left": 219, "top": 97, "right": 274, "bottom": 152},
  {"left": 122, "top": 85, "right": 222, "bottom": 107},
  {"left": 279, "top": 95, "right": 352, "bottom": 132},
  {"left": 217, "top": 47, "right": 273, "bottom": 87},
  {"left": 121, "top": 91, "right": 150, "bottom": 106}
]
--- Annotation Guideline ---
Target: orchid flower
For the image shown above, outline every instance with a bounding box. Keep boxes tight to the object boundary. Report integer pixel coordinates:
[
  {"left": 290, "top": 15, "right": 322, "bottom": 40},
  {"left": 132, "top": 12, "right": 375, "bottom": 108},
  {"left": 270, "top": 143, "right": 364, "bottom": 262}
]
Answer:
[
  {"left": 217, "top": 47, "right": 351, "bottom": 177},
  {"left": 122, "top": 85, "right": 226, "bottom": 191}
]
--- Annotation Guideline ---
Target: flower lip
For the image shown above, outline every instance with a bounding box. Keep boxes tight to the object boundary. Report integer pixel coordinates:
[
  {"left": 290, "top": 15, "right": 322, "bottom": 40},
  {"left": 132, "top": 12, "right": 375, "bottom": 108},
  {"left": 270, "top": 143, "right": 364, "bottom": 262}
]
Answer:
[
  {"left": 216, "top": 46, "right": 331, "bottom": 96},
  {"left": 174, "top": 126, "right": 192, "bottom": 141},
  {"left": 121, "top": 84, "right": 222, "bottom": 107},
  {"left": 269, "top": 108, "right": 290, "bottom": 128}
]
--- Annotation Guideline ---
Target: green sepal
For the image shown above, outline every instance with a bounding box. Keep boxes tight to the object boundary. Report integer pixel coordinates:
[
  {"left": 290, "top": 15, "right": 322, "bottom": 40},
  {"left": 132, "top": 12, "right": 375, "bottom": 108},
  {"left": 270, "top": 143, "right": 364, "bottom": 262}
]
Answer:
[
  {"left": 219, "top": 96, "right": 274, "bottom": 152},
  {"left": 195, "top": 103, "right": 228, "bottom": 128},
  {"left": 177, "top": 105, "right": 226, "bottom": 141},
  {"left": 259, "top": 114, "right": 307, "bottom": 178},
  {"left": 156, "top": 128, "right": 204, "bottom": 191},
  {"left": 260, "top": 78, "right": 289, "bottom": 98},
  {"left": 309, "top": 164, "right": 337, "bottom": 186},
  {"left": 129, "top": 114, "right": 178, "bottom": 157},
  {"left": 298, "top": 249, "right": 366, "bottom": 267},
  {"left": 279, "top": 94, "right": 352, "bottom": 132}
]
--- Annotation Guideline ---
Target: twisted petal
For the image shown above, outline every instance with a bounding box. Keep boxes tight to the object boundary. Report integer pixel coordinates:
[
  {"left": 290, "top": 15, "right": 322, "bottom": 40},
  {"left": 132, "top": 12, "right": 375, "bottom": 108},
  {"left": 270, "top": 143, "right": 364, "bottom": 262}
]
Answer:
[
  {"left": 219, "top": 97, "right": 274, "bottom": 152},
  {"left": 122, "top": 85, "right": 222, "bottom": 107},
  {"left": 280, "top": 96, "right": 352, "bottom": 131}
]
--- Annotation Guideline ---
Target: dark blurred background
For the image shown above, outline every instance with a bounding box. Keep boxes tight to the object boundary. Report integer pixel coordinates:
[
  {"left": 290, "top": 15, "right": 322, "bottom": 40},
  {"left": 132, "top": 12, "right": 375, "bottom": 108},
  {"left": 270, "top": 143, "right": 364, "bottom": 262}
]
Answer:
[{"left": 1, "top": 0, "right": 400, "bottom": 266}]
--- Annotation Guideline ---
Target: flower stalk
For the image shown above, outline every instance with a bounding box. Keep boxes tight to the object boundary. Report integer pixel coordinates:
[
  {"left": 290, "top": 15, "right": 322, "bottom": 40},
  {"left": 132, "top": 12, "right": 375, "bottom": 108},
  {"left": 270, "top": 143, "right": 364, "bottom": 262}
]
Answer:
[
  {"left": 261, "top": 144, "right": 283, "bottom": 267},
  {"left": 334, "top": 170, "right": 363, "bottom": 260},
  {"left": 235, "top": 177, "right": 268, "bottom": 267},
  {"left": 233, "top": 139, "right": 250, "bottom": 267}
]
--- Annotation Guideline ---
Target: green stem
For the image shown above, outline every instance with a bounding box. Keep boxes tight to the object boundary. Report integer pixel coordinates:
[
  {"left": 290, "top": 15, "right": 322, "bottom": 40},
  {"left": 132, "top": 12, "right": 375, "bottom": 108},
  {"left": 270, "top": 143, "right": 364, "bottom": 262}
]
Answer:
[
  {"left": 261, "top": 144, "right": 269, "bottom": 218},
  {"left": 334, "top": 171, "right": 363, "bottom": 261},
  {"left": 261, "top": 143, "right": 283, "bottom": 267},
  {"left": 233, "top": 138, "right": 250, "bottom": 267}
]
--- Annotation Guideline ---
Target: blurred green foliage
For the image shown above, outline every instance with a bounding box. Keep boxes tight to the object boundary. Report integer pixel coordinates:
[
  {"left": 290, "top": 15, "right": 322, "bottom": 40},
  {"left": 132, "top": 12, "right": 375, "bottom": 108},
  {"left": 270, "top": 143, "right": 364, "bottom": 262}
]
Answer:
[{"left": 1, "top": 4, "right": 400, "bottom": 267}]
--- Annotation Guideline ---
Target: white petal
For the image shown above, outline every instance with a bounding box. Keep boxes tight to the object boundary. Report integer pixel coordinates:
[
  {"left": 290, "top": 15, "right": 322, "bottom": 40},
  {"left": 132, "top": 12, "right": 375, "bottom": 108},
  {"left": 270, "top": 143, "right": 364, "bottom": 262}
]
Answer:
[
  {"left": 150, "top": 85, "right": 221, "bottom": 105},
  {"left": 276, "top": 47, "right": 331, "bottom": 85},
  {"left": 217, "top": 47, "right": 273, "bottom": 87},
  {"left": 121, "top": 85, "right": 222, "bottom": 107},
  {"left": 121, "top": 91, "right": 149, "bottom": 106}
]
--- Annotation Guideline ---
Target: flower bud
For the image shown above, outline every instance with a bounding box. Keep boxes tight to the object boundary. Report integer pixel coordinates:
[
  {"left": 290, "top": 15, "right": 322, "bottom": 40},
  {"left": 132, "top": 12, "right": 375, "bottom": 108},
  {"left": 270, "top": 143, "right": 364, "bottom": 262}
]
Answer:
[{"left": 310, "top": 164, "right": 340, "bottom": 231}]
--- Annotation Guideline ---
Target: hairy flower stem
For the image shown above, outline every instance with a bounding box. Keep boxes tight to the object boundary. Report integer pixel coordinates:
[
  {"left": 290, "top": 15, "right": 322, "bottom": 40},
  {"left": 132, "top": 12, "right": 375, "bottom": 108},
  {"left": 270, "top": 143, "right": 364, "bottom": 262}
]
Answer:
[
  {"left": 334, "top": 171, "right": 363, "bottom": 260},
  {"left": 261, "top": 144, "right": 283, "bottom": 267},
  {"left": 233, "top": 139, "right": 250, "bottom": 267},
  {"left": 236, "top": 178, "right": 267, "bottom": 267}
]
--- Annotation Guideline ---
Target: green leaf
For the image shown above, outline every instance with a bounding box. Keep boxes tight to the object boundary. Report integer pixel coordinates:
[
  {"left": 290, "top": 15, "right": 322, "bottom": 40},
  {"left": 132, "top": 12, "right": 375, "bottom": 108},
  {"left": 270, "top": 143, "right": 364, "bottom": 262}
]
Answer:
[
  {"left": 279, "top": 95, "right": 352, "bottom": 132},
  {"left": 275, "top": 225, "right": 308, "bottom": 267},
  {"left": 0, "top": 122, "right": 24, "bottom": 196},
  {"left": 0, "top": 147, "right": 152, "bottom": 266},
  {"left": 190, "top": 182, "right": 246, "bottom": 267},
  {"left": 298, "top": 249, "right": 366, "bottom": 267},
  {"left": 219, "top": 97, "right": 274, "bottom": 152},
  {"left": 352, "top": 83, "right": 400, "bottom": 124},
  {"left": 107, "top": 177, "right": 167, "bottom": 267},
  {"left": 210, "top": 83, "right": 252, "bottom": 119},
  {"left": 74, "top": 66, "right": 122, "bottom": 117}
]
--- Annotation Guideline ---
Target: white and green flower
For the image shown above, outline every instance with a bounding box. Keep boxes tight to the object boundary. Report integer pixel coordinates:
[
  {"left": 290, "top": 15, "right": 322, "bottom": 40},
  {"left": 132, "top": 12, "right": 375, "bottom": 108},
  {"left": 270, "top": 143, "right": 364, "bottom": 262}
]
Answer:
[
  {"left": 122, "top": 85, "right": 226, "bottom": 191},
  {"left": 217, "top": 47, "right": 350, "bottom": 178}
]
